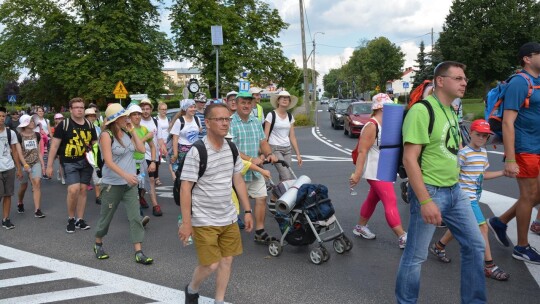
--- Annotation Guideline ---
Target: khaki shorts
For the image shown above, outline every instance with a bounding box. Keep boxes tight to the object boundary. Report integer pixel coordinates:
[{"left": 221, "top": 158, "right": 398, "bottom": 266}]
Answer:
[
  {"left": 245, "top": 177, "right": 267, "bottom": 198},
  {"left": 193, "top": 223, "right": 243, "bottom": 266}
]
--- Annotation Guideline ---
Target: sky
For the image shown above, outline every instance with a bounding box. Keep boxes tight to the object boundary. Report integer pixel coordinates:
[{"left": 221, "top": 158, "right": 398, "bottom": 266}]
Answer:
[{"left": 160, "top": 0, "right": 454, "bottom": 80}]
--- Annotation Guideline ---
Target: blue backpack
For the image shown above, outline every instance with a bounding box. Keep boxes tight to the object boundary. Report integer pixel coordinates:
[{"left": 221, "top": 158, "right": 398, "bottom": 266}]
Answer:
[{"left": 484, "top": 72, "right": 539, "bottom": 138}]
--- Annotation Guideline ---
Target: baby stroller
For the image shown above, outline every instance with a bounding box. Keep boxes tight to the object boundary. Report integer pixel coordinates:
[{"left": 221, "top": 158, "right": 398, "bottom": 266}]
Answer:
[{"left": 266, "top": 161, "right": 352, "bottom": 265}]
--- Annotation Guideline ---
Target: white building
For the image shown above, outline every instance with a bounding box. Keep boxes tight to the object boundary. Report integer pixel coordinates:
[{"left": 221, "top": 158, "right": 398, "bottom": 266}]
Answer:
[{"left": 386, "top": 67, "right": 416, "bottom": 96}]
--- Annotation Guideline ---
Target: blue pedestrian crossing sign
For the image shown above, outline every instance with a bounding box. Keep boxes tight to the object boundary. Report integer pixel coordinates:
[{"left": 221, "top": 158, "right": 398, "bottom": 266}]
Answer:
[
  {"left": 402, "top": 82, "right": 410, "bottom": 89},
  {"left": 239, "top": 81, "right": 250, "bottom": 93},
  {"left": 8, "top": 95, "right": 16, "bottom": 103}
]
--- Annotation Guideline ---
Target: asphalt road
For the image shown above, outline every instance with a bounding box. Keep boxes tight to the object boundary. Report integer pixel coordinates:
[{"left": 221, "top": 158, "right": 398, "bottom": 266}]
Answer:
[{"left": 0, "top": 104, "right": 538, "bottom": 303}]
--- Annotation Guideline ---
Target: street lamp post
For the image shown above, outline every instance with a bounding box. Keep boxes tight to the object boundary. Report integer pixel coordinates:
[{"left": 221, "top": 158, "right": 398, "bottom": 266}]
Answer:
[
  {"left": 211, "top": 26, "right": 223, "bottom": 99},
  {"left": 312, "top": 32, "right": 324, "bottom": 103}
]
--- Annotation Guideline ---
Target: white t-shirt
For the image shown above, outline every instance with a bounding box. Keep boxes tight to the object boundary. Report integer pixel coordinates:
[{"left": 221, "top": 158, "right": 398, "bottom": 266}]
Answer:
[
  {"left": 170, "top": 117, "right": 200, "bottom": 145},
  {"left": 264, "top": 111, "right": 295, "bottom": 146},
  {"left": 156, "top": 116, "right": 169, "bottom": 141},
  {"left": 140, "top": 117, "right": 160, "bottom": 161},
  {"left": 34, "top": 117, "right": 50, "bottom": 135},
  {"left": 0, "top": 128, "right": 18, "bottom": 171}
]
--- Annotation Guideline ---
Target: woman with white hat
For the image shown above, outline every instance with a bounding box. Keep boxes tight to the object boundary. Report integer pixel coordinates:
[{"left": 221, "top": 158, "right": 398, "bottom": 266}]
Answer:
[
  {"left": 93, "top": 103, "right": 154, "bottom": 265},
  {"left": 349, "top": 93, "right": 407, "bottom": 249},
  {"left": 264, "top": 90, "right": 302, "bottom": 181},
  {"left": 15, "top": 114, "right": 46, "bottom": 218},
  {"left": 169, "top": 99, "right": 201, "bottom": 169}
]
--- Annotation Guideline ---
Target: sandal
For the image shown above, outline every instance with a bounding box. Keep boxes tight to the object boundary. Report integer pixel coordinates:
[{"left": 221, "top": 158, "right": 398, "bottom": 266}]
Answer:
[
  {"left": 155, "top": 178, "right": 162, "bottom": 186},
  {"left": 429, "top": 243, "right": 451, "bottom": 263},
  {"left": 484, "top": 265, "right": 509, "bottom": 281},
  {"left": 254, "top": 231, "right": 277, "bottom": 244}
]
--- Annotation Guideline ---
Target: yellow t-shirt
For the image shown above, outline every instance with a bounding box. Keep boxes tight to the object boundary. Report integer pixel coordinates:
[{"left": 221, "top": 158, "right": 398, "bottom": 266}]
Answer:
[{"left": 232, "top": 159, "right": 252, "bottom": 214}]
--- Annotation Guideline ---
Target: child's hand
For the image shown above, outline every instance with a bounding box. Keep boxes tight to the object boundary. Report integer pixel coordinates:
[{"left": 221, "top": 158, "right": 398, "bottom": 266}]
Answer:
[{"left": 261, "top": 169, "right": 272, "bottom": 180}]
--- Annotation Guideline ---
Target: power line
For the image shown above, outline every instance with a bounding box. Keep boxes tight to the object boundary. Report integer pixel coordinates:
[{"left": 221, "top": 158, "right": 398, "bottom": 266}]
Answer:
[{"left": 303, "top": 0, "right": 312, "bottom": 42}]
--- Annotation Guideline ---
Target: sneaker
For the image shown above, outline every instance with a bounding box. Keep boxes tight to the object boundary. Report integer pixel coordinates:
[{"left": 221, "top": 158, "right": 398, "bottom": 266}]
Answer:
[
  {"left": 66, "top": 218, "right": 76, "bottom": 233},
  {"left": 17, "top": 204, "right": 24, "bottom": 214},
  {"left": 135, "top": 251, "right": 153, "bottom": 265},
  {"left": 61, "top": 178, "right": 65, "bottom": 185},
  {"left": 400, "top": 181, "right": 409, "bottom": 204},
  {"left": 184, "top": 284, "right": 200, "bottom": 304},
  {"left": 512, "top": 244, "right": 540, "bottom": 264},
  {"left": 57, "top": 170, "right": 61, "bottom": 181},
  {"left": 429, "top": 243, "right": 451, "bottom": 263},
  {"left": 142, "top": 216, "right": 150, "bottom": 228},
  {"left": 237, "top": 216, "right": 245, "bottom": 230},
  {"left": 352, "top": 224, "right": 376, "bottom": 239},
  {"left": 75, "top": 219, "right": 91, "bottom": 230},
  {"left": 42, "top": 174, "right": 51, "bottom": 180},
  {"left": 34, "top": 209, "right": 45, "bottom": 218},
  {"left": 152, "top": 205, "right": 163, "bottom": 216},
  {"left": 94, "top": 244, "right": 109, "bottom": 259},
  {"left": 398, "top": 232, "right": 407, "bottom": 249},
  {"left": 2, "top": 218, "right": 15, "bottom": 230},
  {"left": 530, "top": 221, "right": 540, "bottom": 235},
  {"left": 488, "top": 217, "right": 510, "bottom": 247},
  {"left": 140, "top": 195, "right": 149, "bottom": 209}
]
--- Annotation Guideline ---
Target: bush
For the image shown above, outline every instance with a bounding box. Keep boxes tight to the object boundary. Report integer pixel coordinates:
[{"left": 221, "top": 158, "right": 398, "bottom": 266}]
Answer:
[{"left": 294, "top": 113, "right": 310, "bottom": 126}]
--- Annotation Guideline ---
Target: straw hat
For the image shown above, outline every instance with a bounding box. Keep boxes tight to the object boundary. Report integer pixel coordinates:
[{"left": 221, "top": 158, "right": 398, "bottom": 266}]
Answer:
[
  {"left": 139, "top": 98, "right": 153, "bottom": 109},
  {"left": 84, "top": 108, "right": 96, "bottom": 116},
  {"left": 270, "top": 91, "right": 298, "bottom": 110},
  {"left": 104, "top": 103, "right": 128, "bottom": 125}
]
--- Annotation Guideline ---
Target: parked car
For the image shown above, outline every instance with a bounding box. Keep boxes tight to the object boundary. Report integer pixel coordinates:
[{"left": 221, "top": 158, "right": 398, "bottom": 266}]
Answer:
[
  {"left": 327, "top": 98, "right": 338, "bottom": 112},
  {"left": 343, "top": 102, "right": 373, "bottom": 138},
  {"left": 329, "top": 99, "right": 354, "bottom": 129},
  {"left": 320, "top": 97, "right": 329, "bottom": 104}
]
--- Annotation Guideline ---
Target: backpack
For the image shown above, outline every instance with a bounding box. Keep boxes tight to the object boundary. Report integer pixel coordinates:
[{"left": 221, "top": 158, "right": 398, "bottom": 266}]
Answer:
[
  {"left": 351, "top": 118, "right": 379, "bottom": 165},
  {"left": 172, "top": 139, "right": 239, "bottom": 206},
  {"left": 484, "top": 72, "right": 539, "bottom": 138},
  {"left": 409, "top": 80, "right": 433, "bottom": 106},
  {"left": 166, "top": 116, "right": 201, "bottom": 157},
  {"left": 267, "top": 110, "right": 292, "bottom": 141},
  {"left": 62, "top": 117, "right": 95, "bottom": 133},
  {"left": 94, "top": 130, "right": 132, "bottom": 178}
]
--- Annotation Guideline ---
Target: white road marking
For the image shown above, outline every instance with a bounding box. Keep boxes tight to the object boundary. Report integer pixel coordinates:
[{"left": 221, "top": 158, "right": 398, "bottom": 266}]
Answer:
[
  {"left": 0, "top": 245, "right": 223, "bottom": 304},
  {"left": 311, "top": 127, "right": 350, "bottom": 154}
]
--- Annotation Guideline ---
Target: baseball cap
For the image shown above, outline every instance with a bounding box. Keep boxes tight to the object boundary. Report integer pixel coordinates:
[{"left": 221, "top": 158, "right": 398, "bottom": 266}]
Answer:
[
  {"left": 54, "top": 113, "right": 64, "bottom": 119},
  {"left": 470, "top": 119, "right": 493, "bottom": 134},
  {"left": 518, "top": 42, "right": 540, "bottom": 59},
  {"left": 236, "top": 92, "right": 253, "bottom": 99}
]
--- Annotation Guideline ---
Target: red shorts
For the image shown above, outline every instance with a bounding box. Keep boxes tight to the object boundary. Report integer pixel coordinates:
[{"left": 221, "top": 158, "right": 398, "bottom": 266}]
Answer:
[{"left": 516, "top": 153, "right": 540, "bottom": 178}]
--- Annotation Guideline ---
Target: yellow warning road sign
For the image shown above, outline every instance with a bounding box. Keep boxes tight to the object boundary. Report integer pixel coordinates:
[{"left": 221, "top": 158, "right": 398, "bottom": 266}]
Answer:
[
  {"left": 113, "top": 81, "right": 128, "bottom": 95},
  {"left": 115, "top": 94, "right": 126, "bottom": 99}
]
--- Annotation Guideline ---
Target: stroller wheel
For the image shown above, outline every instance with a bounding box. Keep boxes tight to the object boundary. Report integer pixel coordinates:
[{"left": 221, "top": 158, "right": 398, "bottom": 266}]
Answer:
[
  {"left": 309, "top": 248, "right": 324, "bottom": 265},
  {"left": 268, "top": 241, "right": 282, "bottom": 257},
  {"left": 333, "top": 238, "right": 346, "bottom": 254},
  {"left": 321, "top": 246, "right": 330, "bottom": 262},
  {"left": 342, "top": 236, "right": 353, "bottom": 252}
]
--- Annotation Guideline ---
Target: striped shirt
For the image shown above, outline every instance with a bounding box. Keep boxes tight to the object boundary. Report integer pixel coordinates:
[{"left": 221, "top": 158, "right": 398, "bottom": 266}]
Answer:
[
  {"left": 194, "top": 110, "right": 206, "bottom": 139},
  {"left": 458, "top": 146, "right": 489, "bottom": 201},
  {"left": 230, "top": 112, "right": 265, "bottom": 181},
  {"left": 180, "top": 137, "right": 243, "bottom": 227}
]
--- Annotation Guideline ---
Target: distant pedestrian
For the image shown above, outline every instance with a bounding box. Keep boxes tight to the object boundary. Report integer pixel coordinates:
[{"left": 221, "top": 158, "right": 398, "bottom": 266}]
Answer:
[
  {"left": 85, "top": 108, "right": 102, "bottom": 204},
  {"left": 1, "top": 106, "right": 23, "bottom": 230},
  {"left": 395, "top": 61, "right": 486, "bottom": 303},
  {"left": 225, "top": 91, "right": 238, "bottom": 114},
  {"left": 263, "top": 90, "right": 302, "bottom": 181},
  {"left": 170, "top": 99, "right": 201, "bottom": 181},
  {"left": 155, "top": 101, "right": 170, "bottom": 186},
  {"left": 15, "top": 114, "right": 46, "bottom": 218},
  {"left": 93, "top": 103, "right": 153, "bottom": 265},
  {"left": 350, "top": 93, "right": 407, "bottom": 249},
  {"left": 194, "top": 92, "right": 208, "bottom": 139},
  {"left": 179, "top": 103, "right": 253, "bottom": 304},
  {"left": 51, "top": 113, "right": 65, "bottom": 184},
  {"left": 249, "top": 87, "right": 265, "bottom": 124},
  {"left": 6, "top": 111, "right": 20, "bottom": 129},
  {"left": 46, "top": 97, "right": 98, "bottom": 233}
]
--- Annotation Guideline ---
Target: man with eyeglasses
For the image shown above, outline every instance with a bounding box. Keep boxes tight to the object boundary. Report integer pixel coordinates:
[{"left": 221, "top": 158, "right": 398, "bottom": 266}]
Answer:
[
  {"left": 488, "top": 42, "right": 540, "bottom": 265},
  {"left": 396, "top": 61, "right": 486, "bottom": 303},
  {"left": 47, "top": 97, "right": 98, "bottom": 233},
  {"left": 230, "top": 92, "right": 277, "bottom": 245}
]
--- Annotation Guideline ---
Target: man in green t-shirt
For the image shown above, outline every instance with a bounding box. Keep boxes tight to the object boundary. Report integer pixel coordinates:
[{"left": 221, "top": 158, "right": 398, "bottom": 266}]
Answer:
[{"left": 395, "top": 61, "right": 486, "bottom": 304}]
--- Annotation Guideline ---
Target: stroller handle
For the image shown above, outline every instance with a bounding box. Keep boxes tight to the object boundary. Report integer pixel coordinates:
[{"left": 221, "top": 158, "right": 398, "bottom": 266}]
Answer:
[{"left": 263, "top": 160, "right": 290, "bottom": 168}]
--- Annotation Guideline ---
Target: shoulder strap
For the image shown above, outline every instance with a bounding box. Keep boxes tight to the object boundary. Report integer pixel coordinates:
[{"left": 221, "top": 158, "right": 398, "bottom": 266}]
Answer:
[
  {"left": 268, "top": 111, "right": 276, "bottom": 139},
  {"left": 180, "top": 116, "right": 185, "bottom": 131},
  {"left": 227, "top": 140, "right": 239, "bottom": 165},
  {"left": 63, "top": 118, "right": 70, "bottom": 132},
  {"left": 194, "top": 115, "right": 201, "bottom": 128},
  {"left": 417, "top": 99, "right": 435, "bottom": 136},
  {"left": 35, "top": 132, "right": 41, "bottom": 144},
  {"left": 366, "top": 118, "right": 379, "bottom": 145},
  {"left": 152, "top": 117, "right": 158, "bottom": 128},
  {"left": 287, "top": 112, "right": 292, "bottom": 122},
  {"left": 515, "top": 72, "right": 540, "bottom": 109},
  {"left": 192, "top": 140, "right": 207, "bottom": 178},
  {"left": 6, "top": 127, "right": 11, "bottom": 144}
]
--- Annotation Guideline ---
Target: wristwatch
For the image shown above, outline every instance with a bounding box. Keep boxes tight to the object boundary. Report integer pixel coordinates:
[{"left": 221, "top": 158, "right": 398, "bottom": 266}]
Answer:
[{"left": 244, "top": 210, "right": 253, "bottom": 214}]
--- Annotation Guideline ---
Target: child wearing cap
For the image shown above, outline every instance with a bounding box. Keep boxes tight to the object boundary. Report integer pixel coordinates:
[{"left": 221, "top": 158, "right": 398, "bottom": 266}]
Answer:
[{"left": 429, "top": 119, "right": 509, "bottom": 281}]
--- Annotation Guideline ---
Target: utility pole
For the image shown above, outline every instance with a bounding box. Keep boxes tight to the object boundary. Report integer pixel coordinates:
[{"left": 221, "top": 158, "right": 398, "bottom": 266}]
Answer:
[
  {"left": 299, "top": 0, "right": 310, "bottom": 118},
  {"left": 431, "top": 27, "right": 434, "bottom": 53},
  {"left": 312, "top": 32, "right": 324, "bottom": 104}
]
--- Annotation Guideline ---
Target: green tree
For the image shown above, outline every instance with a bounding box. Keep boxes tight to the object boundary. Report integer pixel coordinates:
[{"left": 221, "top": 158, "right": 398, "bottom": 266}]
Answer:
[
  {"left": 412, "top": 41, "right": 431, "bottom": 88},
  {"left": 438, "top": 0, "right": 540, "bottom": 94},
  {"left": 364, "top": 37, "right": 405, "bottom": 92},
  {"left": 169, "top": 0, "right": 293, "bottom": 98}
]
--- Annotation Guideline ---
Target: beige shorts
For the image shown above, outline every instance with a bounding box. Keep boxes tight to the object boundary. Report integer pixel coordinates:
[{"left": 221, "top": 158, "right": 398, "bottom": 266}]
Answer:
[
  {"left": 245, "top": 177, "right": 267, "bottom": 198},
  {"left": 193, "top": 223, "right": 243, "bottom": 266}
]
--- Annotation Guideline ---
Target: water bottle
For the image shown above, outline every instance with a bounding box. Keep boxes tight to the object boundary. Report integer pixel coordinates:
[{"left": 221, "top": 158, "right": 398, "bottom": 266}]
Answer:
[
  {"left": 137, "top": 172, "right": 146, "bottom": 183},
  {"left": 177, "top": 214, "right": 193, "bottom": 246},
  {"left": 350, "top": 173, "right": 358, "bottom": 196},
  {"left": 172, "top": 162, "right": 179, "bottom": 172}
]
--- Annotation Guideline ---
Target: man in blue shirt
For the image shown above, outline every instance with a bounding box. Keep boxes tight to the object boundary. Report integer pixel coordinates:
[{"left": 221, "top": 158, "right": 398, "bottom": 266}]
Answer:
[{"left": 488, "top": 42, "right": 540, "bottom": 264}]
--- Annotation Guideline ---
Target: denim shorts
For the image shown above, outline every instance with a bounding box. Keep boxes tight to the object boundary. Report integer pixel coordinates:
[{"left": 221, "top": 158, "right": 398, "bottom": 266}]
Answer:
[{"left": 21, "top": 163, "right": 42, "bottom": 183}]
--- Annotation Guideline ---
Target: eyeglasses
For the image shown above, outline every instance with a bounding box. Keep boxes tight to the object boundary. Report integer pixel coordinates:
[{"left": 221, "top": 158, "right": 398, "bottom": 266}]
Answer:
[
  {"left": 441, "top": 75, "right": 469, "bottom": 83},
  {"left": 71, "top": 106, "right": 85, "bottom": 109},
  {"left": 207, "top": 117, "right": 232, "bottom": 123},
  {"left": 158, "top": 108, "right": 167, "bottom": 111}
]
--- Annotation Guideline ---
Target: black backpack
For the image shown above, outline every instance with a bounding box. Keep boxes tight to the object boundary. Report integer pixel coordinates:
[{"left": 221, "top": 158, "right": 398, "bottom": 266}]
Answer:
[
  {"left": 379, "top": 100, "right": 434, "bottom": 179},
  {"left": 173, "top": 139, "right": 239, "bottom": 206}
]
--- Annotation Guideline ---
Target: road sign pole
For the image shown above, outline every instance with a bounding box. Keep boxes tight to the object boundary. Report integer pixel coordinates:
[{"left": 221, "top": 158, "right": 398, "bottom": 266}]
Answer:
[{"left": 216, "top": 46, "right": 219, "bottom": 99}]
